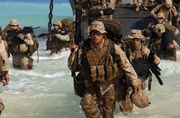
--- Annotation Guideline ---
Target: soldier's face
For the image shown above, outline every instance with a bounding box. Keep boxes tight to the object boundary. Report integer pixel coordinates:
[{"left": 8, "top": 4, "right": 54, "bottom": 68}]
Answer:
[
  {"left": 53, "top": 25, "right": 59, "bottom": 30},
  {"left": 156, "top": 32, "right": 162, "bottom": 38},
  {"left": 10, "top": 25, "right": 19, "bottom": 30},
  {"left": 157, "top": 18, "right": 163, "bottom": 24},
  {"left": 90, "top": 31, "right": 104, "bottom": 45},
  {"left": 132, "top": 38, "right": 141, "bottom": 48}
]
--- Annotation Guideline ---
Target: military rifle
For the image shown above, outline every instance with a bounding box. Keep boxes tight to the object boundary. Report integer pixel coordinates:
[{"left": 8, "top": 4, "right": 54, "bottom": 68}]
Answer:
[
  {"left": 71, "top": 0, "right": 83, "bottom": 77},
  {"left": 38, "top": 30, "right": 67, "bottom": 38},
  {"left": 148, "top": 51, "right": 163, "bottom": 85},
  {"left": 7, "top": 26, "right": 40, "bottom": 38},
  {"left": 87, "top": 8, "right": 114, "bottom": 17},
  {"left": 6, "top": 26, "right": 39, "bottom": 44}
]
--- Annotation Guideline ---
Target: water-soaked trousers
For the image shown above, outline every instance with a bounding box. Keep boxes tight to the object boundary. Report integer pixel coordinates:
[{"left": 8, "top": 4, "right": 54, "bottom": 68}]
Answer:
[{"left": 80, "top": 84, "right": 116, "bottom": 118}]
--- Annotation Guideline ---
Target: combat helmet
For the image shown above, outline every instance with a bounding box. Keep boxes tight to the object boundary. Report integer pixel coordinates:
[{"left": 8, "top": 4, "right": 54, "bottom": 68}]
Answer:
[
  {"left": 157, "top": 12, "right": 165, "bottom": 19},
  {"left": 53, "top": 20, "right": 62, "bottom": 28},
  {"left": 131, "top": 91, "right": 150, "bottom": 108},
  {"left": 164, "top": 0, "right": 172, "bottom": 8},
  {"left": 126, "top": 30, "right": 145, "bottom": 40},
  {"left": 0, "top": 99, "right": 4, "bottom": 112},
  {"left": 90, "top": 21, "right": 107, "bottom": 34},
  {"left": 9, "top": 19, "right": 20, "bottom": 26},
  {"left": 155, "top": 24, "right": 166, "bottom": 33}
]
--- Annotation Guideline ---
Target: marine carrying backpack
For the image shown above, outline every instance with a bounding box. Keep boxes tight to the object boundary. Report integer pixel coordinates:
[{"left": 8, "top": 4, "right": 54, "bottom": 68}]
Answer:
[{"left": 98, "top": 19, "right": 123, "bottom": 44}]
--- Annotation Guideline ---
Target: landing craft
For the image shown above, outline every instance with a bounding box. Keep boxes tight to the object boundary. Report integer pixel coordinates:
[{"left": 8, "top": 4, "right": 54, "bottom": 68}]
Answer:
[
  {"left": 73, "top": 0, "right": 180, "bottom": 61},
  {"left": 114, "top": 0, "right": 180, "bottom": 61}
]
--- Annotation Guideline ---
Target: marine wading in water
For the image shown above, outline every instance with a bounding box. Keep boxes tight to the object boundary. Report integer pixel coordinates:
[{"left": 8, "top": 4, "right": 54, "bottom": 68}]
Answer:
[
  {"left": 68, "top": 0, "right": 180, "bottom": 117},
  {"left": 39, "top": 19, "right": 75, "bottom": 55},
  {"left": 0, "top": 0, "right": 179, "bottom": 117},
  {"left": 0, "top": 34, "right": 10, "bottom": 118},
  {"left": 3, "top": 19, "right": 39, "bottom": 70}
]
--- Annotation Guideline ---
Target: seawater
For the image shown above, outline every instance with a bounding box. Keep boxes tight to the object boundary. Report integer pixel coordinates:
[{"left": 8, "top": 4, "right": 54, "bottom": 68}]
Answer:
[
  {"left": 1, "top": 39, "right": 180, "bottom": 118},
  {"left": 0, "top": 1, "right": 180, "bottom": 118}
]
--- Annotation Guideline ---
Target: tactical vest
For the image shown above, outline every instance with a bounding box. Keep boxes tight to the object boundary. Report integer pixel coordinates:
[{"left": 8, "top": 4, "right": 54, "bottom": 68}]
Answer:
[
  {"left": 126, "top": 43, "right": 147, "bottom": 62},
  {"left": 151, "top": 37, "right": 175, "bottom": 59},
  {"left": 47, "top": 30, "right": 70, "bottom": 51},
  {"left": 6, "top": 36, "right": 22, "bottom": 55},
  {"left": 80, "top": 39, "right": 119, "bottom": 83},
  {"left": 27, "top": 37, "right": 39, "bottom": 57}
]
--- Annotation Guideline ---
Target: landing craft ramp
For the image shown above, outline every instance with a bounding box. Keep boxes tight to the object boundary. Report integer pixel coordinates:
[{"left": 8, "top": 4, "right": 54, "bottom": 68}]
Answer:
[
  {"left": 113, "top": 0, "right": 180, "bottom": 44},
  {"left": 81, "top": 0, "right": 180, "bottom": 44}
]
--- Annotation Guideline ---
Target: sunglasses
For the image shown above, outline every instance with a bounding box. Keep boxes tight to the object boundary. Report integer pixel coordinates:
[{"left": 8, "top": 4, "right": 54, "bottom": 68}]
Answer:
[
  {"left": 90, "top": 31, "right": 102, "bottom": 36},
  {"left": 133, "top": 38, "right": 141, "bottom": 41},
  {"left": 157, "top": 17, "right": 163, "bottom": 20},
  {"left": 53, "top": 24, "right": 58, "bottom": 26},
  {"left": 9, "top": 25, "right": 19, "bottom": 27}
]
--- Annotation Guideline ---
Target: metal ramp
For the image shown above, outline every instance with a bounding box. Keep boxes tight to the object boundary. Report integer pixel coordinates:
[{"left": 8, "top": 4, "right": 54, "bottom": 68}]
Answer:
[
  {"left": 80, "top": 2, "right": 180, "bottom": 45},
  {"left": 113, "top": 4, "right": 180, "bottom": 44}
]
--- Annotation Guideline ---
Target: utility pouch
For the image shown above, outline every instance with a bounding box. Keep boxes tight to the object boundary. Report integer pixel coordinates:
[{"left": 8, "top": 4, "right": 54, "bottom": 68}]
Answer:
[
  {"left": 74, "top": 73, "right": 85, "bottom": 97},
  {"left": 97, "top": 65, "right": 105, "bottom": 82},
  {"left": 113, "top": 63, "right": 119, "bottom": 78},
  {"left": 106, "top": 65, "right": 113, "bottom": 80},
  {"left": 90, "top": 66, "right": 97, "bottom": 82}
]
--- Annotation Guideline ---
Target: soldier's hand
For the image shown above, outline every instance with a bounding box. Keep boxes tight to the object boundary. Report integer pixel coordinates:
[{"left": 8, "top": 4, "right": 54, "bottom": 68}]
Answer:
[
  {"left": 134, "top": 85, "right": 141, "bottom": 94},
  {"left": 1, "top": 71, "right": 10, "bottom": 86},
  {"left": 53, "top": 34, "right": 58, "bottom": 37},
  {"left": 100, "top": 10, "right": 104, "bottom": 15},
  {"left": 168, "top": 43, "right": 174, "bottom": 49},
  {"left": 170, "top": 7, "right": 175, "bottom": 13},
  {"left": 70, "top": 44, "right": 79, "bottom": 56},
  {"left": 18, "top": 33, "right": 25, "bottom": 40},
  {"left": 154, "top": 58, "right": 160, "bottom": 65},
  {"left": 152, "top": 14, "right": 157, "bottom": 19}
]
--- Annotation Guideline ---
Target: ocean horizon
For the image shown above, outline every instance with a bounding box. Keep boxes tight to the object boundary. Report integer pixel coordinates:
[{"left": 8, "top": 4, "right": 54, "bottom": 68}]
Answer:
[
  {"left": 1, "top": 1, "right": 180, "bottom": 118},
  {"left": 0, "top": 0, "right": 72, "bottom": 29}
]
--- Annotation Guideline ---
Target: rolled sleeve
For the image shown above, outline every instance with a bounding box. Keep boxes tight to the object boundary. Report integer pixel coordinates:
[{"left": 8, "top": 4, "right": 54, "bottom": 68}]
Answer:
[
  {"left": 24, "top": 33, "right": 34, "bottom": 46},
  {"left": 56, "top": 34, "right": 70, "bottom": 41},
  {"left": 68, "top": 49, "right": 82, "bottom": 70},
  {"left": 114, "top": 44, "right": 140, "bottom": 86},
  {"left": 151, "top": 5, "right": 161, "bottom": 15},
  {"left": 0, "top": 42, "right": 9, "bottom": 71}
]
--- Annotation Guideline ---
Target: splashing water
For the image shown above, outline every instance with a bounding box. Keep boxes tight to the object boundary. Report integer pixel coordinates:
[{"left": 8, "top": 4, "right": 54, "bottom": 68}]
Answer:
[{"left": 0, "top": 40, "right": 180, "bottom": 118}]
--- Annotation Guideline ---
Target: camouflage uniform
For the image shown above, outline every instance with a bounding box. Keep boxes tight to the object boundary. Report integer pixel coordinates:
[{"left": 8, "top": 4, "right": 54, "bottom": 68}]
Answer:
[
  {"left": 68, "top": 21, "right": 140, "bottom": 118},
  {"left": 175, "top": 1, "right": 180, "bottom": 25},
  {"left": 151, "top": 0, "right": 177, "bottom": 25},
  {"left": 133, "top": 0, "right": 155, "bottom": 11},
  {"left": 126, "top": 30, "right": 160, "bottom": 87},
  {"left": 46, "top": 20, "right": 70, "bottom": 54},
  {"left": 81, "top": 0, "right": 116, "bottom": 24},
  {"left": 117, "top": 30, "right": 155, "bottom": 113},
  {"left": 0, "top": 37, "right": 9, "bottom": 117},
  {"left": 5, "top": 19, "right": 38, "bottom": 70},
  {"left": 150, "top": 24, "right": 177, "bottom": 60},
  {"left": 148, "top": 12, "right": 179, "bottom": 36}
]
